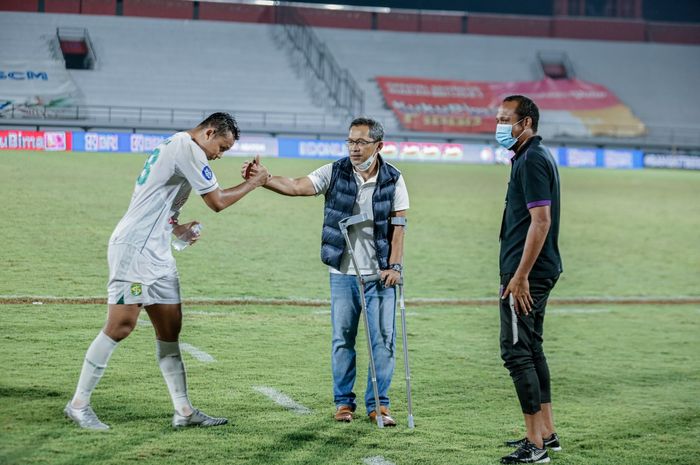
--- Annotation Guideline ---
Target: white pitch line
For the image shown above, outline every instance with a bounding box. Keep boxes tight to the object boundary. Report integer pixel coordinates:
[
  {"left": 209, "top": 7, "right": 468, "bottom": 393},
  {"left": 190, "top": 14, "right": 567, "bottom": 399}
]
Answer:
[
  {"left": 180, "top": 342, "right": 215, "bottom": 363},
  {"left": 549, "top": 308, "right": 612, "bottom": 315},
  {"left": 5, "top": 294, "right": 699, "bottom": 307},
  {"left": 137, "top": 318, "right": 152, "bottom": 327},
  {"left": 252, "top": 386, "right": 311, "bottom": 415},
  {"left": 363, "top": 457, "right": 396, "bottom": 465},
  {"left": 312, "top": 310, "right": 419, "bottom": 316},
  {"left": 185, "top": 310, "right": 233, "bottom": 316}
]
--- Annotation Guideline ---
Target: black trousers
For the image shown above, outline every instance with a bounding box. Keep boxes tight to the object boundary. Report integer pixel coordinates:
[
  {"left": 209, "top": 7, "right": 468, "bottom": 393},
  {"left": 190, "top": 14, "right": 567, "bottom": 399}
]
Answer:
[{"left": 499, "top": 273, "right": 558, "bottom": 415}]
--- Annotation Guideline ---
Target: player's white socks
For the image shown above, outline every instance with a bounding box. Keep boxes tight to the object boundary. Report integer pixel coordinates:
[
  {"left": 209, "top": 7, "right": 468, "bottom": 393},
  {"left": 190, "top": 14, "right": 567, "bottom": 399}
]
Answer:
[
  {"left": 156, "top": 340, "right": 193, "bottom": 416},
  {"left": 71, "top": 331, "right": 118, "bottom": 409}
]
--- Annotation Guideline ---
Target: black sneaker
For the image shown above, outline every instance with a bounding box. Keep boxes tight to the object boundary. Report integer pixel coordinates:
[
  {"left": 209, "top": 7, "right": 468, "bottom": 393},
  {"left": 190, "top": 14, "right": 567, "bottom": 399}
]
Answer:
[
  {"left": 505, "top": 433, "right": 561, "bottom": 451},
  {"left": 544, "top": 433, "right": 561, "bottom": 451},
  {"left": 501, "top": 441, "right": 550, "bottom": 464}
]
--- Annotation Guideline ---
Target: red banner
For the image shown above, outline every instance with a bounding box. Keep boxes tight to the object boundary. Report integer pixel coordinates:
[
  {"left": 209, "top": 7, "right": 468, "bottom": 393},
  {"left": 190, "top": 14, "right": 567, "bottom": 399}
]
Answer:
[
  {"left": 0, "top": 130, "right": 72, "bottom": 151},
  {"left": 375, "top": 76, "right": 644, "bottom": 136}
]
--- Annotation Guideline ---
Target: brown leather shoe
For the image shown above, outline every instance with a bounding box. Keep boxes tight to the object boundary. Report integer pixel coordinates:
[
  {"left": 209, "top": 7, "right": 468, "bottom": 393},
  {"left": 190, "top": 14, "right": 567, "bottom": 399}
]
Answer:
[
  {"left": 334, "top": 405, "right": 354, "bottom": 422},
  {"left": 368, "top": 406, "right": 396, "bottom": 427}
]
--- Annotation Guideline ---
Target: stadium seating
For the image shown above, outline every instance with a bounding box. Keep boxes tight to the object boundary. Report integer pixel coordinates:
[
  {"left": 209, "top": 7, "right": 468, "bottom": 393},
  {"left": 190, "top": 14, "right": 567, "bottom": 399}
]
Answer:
[
  {"left": 0, "top": 12, "right": 343, "bottom": 130},
  {"left": 1, "top": 10, "right": 698, "bottom": 145},
  {"left": 315, "top": 26, "right": 700, "bottom": 140}
]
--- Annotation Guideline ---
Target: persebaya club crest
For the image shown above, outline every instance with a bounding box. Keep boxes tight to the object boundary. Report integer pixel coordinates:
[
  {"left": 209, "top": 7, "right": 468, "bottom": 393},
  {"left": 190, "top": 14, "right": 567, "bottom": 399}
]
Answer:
[{"left": 130, "top": 283, "right": 142, "bottom": 296}]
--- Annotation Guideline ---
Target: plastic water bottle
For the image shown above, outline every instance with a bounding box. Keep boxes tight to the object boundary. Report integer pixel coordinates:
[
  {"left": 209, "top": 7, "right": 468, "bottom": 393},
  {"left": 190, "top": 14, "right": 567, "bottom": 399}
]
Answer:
[{"left": 172, "top": 223, "right": 202, "bottom": 251}]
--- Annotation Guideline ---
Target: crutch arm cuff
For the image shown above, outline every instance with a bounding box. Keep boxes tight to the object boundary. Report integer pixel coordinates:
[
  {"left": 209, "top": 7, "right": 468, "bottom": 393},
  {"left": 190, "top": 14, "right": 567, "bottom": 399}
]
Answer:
[{"left": 390, "top": 216, "right": 407, "bottom": 227}]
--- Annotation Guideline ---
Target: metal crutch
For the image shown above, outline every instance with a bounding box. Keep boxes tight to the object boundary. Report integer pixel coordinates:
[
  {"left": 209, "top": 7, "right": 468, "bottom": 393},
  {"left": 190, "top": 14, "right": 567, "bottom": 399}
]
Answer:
[
  {"left": 397, "top": 278, "right": 415, "bottom": 429},
  {"left": 389, "top": 215, "right": 414, "bottom": 429},
  {"left": 338, "top": 213, "right": 384, "bottom": 429}
]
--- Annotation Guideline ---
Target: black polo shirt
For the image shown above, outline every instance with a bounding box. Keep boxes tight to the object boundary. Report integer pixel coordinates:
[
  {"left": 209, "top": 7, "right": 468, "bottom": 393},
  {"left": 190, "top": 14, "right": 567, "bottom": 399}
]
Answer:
[{"left": 499, "top": 136, "right": 562, "bottom": 279}]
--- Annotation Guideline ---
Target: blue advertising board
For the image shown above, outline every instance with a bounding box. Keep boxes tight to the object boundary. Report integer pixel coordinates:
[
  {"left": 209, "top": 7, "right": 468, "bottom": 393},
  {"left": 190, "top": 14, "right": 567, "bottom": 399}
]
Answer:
[
  {"left": 72, "top": 132, "right": 172, "bottom": 153},
  {"left": 556, "top": 147, "right": 642, "bottom": 169},
  {"left": 278, "top": 138, "right": 348, "bottom": 159}
]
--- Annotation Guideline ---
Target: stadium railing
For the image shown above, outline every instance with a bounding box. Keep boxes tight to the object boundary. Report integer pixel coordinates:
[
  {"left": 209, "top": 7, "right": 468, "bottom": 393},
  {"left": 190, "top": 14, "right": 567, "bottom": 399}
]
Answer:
[
  {"left": 0, "top": 103, "right": 347, "bottom": 132},
  {"left": 2, "top": 102, "right": 699, "bottom": 150}
]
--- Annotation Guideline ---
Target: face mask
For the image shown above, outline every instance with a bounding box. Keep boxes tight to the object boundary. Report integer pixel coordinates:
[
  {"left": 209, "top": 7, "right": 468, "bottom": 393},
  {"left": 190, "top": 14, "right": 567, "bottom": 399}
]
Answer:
[
  {"left": 353, "top": 153, "right": 377, "bottom": 172},
  {"left": 495, "top": 118, "right": 524, "bottom": 150}
]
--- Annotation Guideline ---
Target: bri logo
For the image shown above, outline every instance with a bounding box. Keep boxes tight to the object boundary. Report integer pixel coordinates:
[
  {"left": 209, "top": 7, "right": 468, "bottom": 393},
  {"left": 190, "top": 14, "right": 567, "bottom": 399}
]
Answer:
[{"left": 201, "top": 165, "right": 213, "bottom": 181}]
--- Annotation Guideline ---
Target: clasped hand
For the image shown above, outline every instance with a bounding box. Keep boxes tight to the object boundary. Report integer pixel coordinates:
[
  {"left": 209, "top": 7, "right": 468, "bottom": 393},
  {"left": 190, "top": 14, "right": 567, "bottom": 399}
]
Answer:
[{"left": 241, "top": 155, "right": 269, "bottom": 187}]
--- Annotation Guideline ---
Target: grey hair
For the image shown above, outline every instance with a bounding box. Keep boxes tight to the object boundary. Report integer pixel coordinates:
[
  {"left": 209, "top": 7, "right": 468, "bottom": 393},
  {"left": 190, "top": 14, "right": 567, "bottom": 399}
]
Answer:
[{"left": 350, "top": 117, "right": 384, "bottom": 141}]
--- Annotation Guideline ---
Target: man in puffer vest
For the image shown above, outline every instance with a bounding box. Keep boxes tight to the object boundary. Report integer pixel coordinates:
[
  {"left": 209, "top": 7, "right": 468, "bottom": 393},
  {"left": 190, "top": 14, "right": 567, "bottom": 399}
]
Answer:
[{"left": 243, "top": 117, "right": 409, "bottom": 426}]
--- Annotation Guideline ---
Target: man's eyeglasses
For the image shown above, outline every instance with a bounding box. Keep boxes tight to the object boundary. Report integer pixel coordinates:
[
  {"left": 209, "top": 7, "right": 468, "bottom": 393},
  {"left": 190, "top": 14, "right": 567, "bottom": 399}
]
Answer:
[{"left": 346, "top": 139, "right": 378, "bottom": 148}]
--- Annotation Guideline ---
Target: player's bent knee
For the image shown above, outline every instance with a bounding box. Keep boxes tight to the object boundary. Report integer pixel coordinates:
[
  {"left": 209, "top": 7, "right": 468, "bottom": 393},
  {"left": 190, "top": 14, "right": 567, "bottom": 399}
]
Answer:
[{"left": 104, "top": 320, "right": 137, "bottom": 341}]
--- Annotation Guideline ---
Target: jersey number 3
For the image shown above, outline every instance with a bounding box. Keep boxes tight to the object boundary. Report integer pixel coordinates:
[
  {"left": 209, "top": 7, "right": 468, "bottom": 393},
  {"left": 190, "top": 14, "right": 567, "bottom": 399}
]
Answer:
[{"left": 136, "top": 148, "right": 161, "bottom": 185}]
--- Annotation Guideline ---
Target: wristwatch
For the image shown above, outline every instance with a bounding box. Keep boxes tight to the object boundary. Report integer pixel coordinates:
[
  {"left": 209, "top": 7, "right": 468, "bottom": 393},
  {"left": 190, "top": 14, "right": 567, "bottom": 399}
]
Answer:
[{"left": 389, "top": 263, "right": 403, "bottom": 273}]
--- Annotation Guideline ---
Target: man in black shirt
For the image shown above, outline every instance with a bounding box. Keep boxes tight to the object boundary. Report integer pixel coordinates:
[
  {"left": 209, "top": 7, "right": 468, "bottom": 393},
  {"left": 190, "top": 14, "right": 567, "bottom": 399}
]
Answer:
[{"left": 496, "top": 95, "right": 562, "bottom": 465}]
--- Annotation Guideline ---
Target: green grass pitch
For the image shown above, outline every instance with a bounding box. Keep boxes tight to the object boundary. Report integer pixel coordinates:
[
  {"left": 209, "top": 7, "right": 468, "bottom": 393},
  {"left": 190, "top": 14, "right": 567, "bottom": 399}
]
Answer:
[{"left": 0, "top": 151, "right": 699, "bottom": 464}]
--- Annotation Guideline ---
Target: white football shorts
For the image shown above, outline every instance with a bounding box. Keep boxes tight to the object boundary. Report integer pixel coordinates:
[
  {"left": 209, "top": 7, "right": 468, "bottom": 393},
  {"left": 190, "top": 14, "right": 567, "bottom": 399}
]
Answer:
[{"left": 107, "top": 243, "right": 181, "bottom": 305}]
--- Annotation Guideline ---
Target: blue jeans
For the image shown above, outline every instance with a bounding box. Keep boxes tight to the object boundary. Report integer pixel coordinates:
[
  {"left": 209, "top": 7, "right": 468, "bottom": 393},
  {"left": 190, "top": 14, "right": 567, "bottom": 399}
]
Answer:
[{"left": 330, "top": 273, "right": 396, "bottom": 414}]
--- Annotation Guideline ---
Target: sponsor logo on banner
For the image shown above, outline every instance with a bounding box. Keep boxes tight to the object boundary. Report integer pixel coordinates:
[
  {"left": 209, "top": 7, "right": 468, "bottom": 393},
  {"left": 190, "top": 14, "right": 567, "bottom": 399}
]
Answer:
[
  {"left": 224, "top": 136, "right": 278, "bottom": 157},
  {"left": 0, "top": 71, "right": 49, "bottom": 80},
  {"left": 463, "top": 144, "right": 511, "bottom": 164},
  {"left": 443, "top": 145, "right": 465, "bottom": 161},
  {"left": 279, "top": 138, "right": 348, "bottom": 159},
  {"left": 131, "top": 134, "right": 168, "bottom": 153},
  {"left": 85, "top": 132, "right": 120, "bottom": 152},
  {"left": 381, "top": 142, "right": 400, "bottom": 160},
  {"left": 376, "top": 76, "right": 645, "bottom": 136},
  {"left": 603, "top": 149, "right": 634, "bottom": 169},
  {"left": 0, "top": 130, "right": 45, "bottom": 150},
  {"left": 0, "top": 60, "right": 82, "bottom": 116},
  {"left": 299, "top": 140, "right": 347, "bottom": 158},
  {"left": 556, "top": 147, "right": 642, "bottom": 169},
  {"left": 44, "top": 131, "right": 67, "bottom": 151},
  {"left": 396, "top": 142, "right": 466, "bottom": 162},
  {"left": 400, "top": 143, "right": 422, "bottom": 160},
  {"left": 0, "top": 130, "right": 71, "bottom": 151},
  {"left": 644, "top": 153, "right": 700, "bottom": 170},
  {"left": 566, "top": 148, "right": 597, "bottom": 167}
]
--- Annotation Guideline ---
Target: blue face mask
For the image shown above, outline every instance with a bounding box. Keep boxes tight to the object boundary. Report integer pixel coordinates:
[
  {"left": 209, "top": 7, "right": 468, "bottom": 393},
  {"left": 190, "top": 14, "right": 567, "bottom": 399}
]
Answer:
[{"left": 495, "top": 118, "right": 524, "bottom": 150}]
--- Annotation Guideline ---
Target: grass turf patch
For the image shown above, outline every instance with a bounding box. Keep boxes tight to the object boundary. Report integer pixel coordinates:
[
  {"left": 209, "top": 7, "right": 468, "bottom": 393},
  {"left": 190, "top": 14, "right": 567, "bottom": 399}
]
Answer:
[
  {"left": 1, "top": 152, "right": 698, "bottom": 300},
  {"left": 0, "top": 303, "right": 698, "bottom": 465}
]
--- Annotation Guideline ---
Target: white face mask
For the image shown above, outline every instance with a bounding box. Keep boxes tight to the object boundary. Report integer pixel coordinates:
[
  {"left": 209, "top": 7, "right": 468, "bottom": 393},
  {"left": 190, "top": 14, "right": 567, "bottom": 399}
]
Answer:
[{"left": 353, "top": 153, "right": 377, "bottom": 172}]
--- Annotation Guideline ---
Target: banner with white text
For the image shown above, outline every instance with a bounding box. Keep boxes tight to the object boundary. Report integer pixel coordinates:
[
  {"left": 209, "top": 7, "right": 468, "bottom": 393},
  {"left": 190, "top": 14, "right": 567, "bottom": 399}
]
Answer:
[
  {"left": 0, "top": 60, "right": 83, "bottom": 118},
  {"left": 375, "top": 76, "right": 645, "bottom": 137}
]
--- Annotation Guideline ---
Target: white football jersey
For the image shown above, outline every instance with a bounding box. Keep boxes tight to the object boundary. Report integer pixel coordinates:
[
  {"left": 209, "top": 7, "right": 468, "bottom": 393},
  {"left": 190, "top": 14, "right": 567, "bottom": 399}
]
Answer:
[{"left": 109, "top": 132, "right": 218, "bottom": 282}]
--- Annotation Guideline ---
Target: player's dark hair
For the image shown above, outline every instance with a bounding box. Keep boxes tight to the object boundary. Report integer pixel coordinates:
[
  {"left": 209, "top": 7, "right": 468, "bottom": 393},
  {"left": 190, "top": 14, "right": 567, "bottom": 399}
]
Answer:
[
  {"left": 198, "top": 112, "right": 240, "bottom": 140},
  {"left": 350, "top": 117, "right": 384, "bottom": 142},
  {"left": 503, "top": 95, "right": 539, "bottom": 132}
]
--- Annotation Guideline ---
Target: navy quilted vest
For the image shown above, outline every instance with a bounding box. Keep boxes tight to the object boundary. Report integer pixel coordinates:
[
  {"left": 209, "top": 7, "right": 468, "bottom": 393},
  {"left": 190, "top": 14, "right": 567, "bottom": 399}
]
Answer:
[{"left": 321, "top": 156, "right": 401, "bottom": 271}]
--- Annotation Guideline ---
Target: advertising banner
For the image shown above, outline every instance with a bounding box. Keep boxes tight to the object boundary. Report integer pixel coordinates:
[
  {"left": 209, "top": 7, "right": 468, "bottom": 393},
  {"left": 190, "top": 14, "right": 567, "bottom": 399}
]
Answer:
[
  {"left": 376, "top": 76, "right": 645, "bottom": 137},
  {"left": 71, "top": 132, "right": 279, "bottom": 156},
  {"left": 278, "top": 138, "right": 348, "bottom": 159},
  {"left": 0, "top": 60, "right": 83, "bottom": 117},
  {"left": 0, "top": 130, "right": 71, "bottom": 151},
  {"left": 644, "top": 153, "right": 700, "bottom": 170},
  {"left": 72, "top": 132, "right": 132, "bottom": 152},
  {"left": 556, "top": 147, "right": 643, "bottom": 169},
  {"left": 224, "top": 136, "right": 278, "bottom": 158},
  {"left": 382, "top": 141, "right": 492, "bottom": 163},
  {"left": 44, "top": 131, "right": 71, "bottom": 151},
  {"left": 0, "top": 130, "right": 46, "bottom": 150},
  {"left": 278, "top": 137, "right": 504, "bottom": 164}
]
